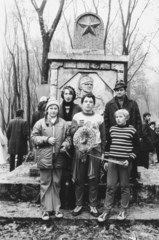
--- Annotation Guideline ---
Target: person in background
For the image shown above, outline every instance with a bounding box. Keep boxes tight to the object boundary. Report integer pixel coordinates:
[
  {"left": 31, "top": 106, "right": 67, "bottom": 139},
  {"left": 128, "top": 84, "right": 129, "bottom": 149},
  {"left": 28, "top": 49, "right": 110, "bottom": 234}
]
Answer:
[
  {"left": 140, "top": 112, "right": 155, "bottom": 169},
  {"left": 155, "top": 122, "right": 159, "bottom": 163},
  {"left": 59, "top": 86, "right": 82, "bottom": 209},
  {"left": 70, "top": 93, "right": 105, "bottom": 217},
  {"left": 31, "top": 96, "right": 47, "bottom": 129},
  {"left": 104, "top": 79, "right": 142, "bottom": 184},
  {"left": 149, "top": 121, "right": 158, "bottom": 165},
  {"left": 98, "top": 109, "right": 140, "bottom": 222},
  {"left": 31, "top": 97, "right": 72, "bottom": 221},
  {"left": 6, "top": 109, "right": 29, "bottom": 171}
]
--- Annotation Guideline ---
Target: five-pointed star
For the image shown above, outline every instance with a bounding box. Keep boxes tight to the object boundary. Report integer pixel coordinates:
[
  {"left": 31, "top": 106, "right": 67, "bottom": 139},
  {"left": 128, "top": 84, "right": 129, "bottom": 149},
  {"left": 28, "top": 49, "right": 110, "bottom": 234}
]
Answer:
[{"left": 78, "top": 18, "right": 100, "bottom": 36}]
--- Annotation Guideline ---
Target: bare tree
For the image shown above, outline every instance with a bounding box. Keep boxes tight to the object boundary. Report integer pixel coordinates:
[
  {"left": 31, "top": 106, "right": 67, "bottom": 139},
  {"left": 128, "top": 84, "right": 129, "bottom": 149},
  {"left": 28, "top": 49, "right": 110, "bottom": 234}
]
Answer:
[
  {"left": 118, "top": 0, "right": 153, "bottom": 85},
  {"left": 30, "top": 0, "right": 65, "bottom": 83},
  {"left": 14, "top": 0, "right": 31, "bottom": 136}
]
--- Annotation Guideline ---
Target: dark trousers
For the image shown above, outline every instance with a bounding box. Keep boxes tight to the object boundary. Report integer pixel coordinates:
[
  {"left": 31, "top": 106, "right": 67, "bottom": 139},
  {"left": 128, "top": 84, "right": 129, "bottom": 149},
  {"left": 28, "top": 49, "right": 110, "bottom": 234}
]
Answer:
[
  {"left": 10, "top": 154, "right": 23, "bottom": 172},
  {"left": 75, "top": 157, "right": 101, "bottom": 207},
  {"left": 130, "top": 154, "right": 138, "bottom": 179}
]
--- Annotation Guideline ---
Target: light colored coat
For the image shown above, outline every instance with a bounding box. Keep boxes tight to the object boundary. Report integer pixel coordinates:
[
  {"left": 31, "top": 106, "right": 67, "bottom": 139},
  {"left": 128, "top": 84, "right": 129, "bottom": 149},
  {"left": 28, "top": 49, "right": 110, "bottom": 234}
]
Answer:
[{"left": 31, "top": 117, "right": 71, "bottom": 169}]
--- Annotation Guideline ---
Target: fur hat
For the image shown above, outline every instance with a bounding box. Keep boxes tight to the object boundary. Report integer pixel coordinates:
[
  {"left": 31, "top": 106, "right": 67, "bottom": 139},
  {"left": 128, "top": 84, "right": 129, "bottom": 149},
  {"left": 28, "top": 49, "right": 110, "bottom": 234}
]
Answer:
[
  {"left": 45, "top": 97, "right": 59, "bottom": 111},
  {"left": 39, "top": 96, "right": 47, "bottom": 102},
  {"left": 114, "top": 80, "right": 127, "bottom": 91},
  {"left": 16, "top": 109, "right": 24, "bottom": 117}
]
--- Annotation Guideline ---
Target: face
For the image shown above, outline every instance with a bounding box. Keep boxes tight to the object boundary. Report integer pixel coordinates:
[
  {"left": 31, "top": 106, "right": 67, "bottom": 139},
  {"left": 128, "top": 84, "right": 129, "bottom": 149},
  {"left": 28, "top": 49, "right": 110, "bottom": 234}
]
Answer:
[
  {"left": 82, "top": 97, "right": 94, "bottom": 113},
  {"left": 47, "top": 105, "right": 59, "bottom": 118},
  {"left": 115, "top": 113, "right": 127, "bottom": 126},
  {"left": 63, "top": 89, "right": 73, "bottom": 102},
  {"left": 81, "top": 81, "right": 93, "bottom": 93},
  {"left": 115, "top": 87, "right": 126, "bottom": 98},
  {"left": 144, "top": 115, "right": 151, "bottom": 123}
]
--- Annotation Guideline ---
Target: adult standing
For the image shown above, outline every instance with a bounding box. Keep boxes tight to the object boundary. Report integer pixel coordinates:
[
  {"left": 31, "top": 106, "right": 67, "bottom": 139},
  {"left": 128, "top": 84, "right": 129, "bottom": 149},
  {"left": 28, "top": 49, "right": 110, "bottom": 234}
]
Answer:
[
  {"left": 6, "top": 109, "right": 29, "bottom": 171},
  {"left": 140, "top": 113, "right": 155, "bottom": 169},
  {"left": 59, "top": 86, "right": 82, "bottom": 208},
  {"left": 104, "top": 80, "right": 142, "bottom": 183}
]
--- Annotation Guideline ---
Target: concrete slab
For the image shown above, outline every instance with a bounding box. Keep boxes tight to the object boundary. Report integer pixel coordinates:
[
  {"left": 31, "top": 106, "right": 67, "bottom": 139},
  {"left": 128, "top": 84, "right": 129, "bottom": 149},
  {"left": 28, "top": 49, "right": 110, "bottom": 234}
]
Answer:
[
  {"left": 0, "top": 163, "right": 159, "bottom": 203},
  {"left": 0, "top": 201, "right": 159, "bottom": 222}
]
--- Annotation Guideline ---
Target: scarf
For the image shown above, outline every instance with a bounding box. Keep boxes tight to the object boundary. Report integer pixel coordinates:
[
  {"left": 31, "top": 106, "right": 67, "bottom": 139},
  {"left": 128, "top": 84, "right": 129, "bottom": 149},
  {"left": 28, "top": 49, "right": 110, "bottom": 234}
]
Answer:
[{"left": 62, "top": 101, "right": 74, "bottom": 121}]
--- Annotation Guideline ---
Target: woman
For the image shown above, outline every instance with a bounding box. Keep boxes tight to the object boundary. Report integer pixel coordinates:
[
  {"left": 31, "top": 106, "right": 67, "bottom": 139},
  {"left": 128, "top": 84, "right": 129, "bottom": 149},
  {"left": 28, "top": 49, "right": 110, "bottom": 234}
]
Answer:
[
  {"left": 70, "top": 93, "right": 105, "bottom": 217},
  {"left": 59, "top": 86, "right": 82, "bottom": 208},
  {"left": 59, "top": 86, "right": 82, "bottom": 122},
  {"left": 31, "top": 97, "right": 71, "bottom": 220}
]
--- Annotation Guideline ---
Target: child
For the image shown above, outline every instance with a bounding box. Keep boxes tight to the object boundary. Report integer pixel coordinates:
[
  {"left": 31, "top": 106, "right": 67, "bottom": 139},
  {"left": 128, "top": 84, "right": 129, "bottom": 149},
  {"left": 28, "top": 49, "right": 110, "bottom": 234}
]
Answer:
[
  {"left": 98, "top": 109, "right": 140, "bottom": 222},
  {"left": 31, "top": 97, "right": 71, "bottom": 221},
  {"left": 70, "top": 93, "right": 105, "bottom": 217}
]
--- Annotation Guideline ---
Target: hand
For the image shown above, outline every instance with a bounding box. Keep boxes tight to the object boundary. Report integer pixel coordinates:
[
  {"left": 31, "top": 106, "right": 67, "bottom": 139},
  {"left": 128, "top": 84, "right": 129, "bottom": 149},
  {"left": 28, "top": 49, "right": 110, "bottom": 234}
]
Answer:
[
  {"left": 104, "top": 162, "right": 108, "bottom": 171},
  {"left": 60, "top": 147, "right": 66, "bottom": 153},
  {"left": 101, "top": 153, "right": 104, "bottom": 162},
  {"left": 48, "top": 137, "right": 56, "bottom": 145},
  {"left": 123, "top": 160, "right": 129, "bottom": 167}
]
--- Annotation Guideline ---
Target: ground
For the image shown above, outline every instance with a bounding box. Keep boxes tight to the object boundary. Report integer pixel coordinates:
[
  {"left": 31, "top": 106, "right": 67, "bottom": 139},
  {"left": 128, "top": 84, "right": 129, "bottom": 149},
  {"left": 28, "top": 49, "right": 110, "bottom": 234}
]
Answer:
[
  {"left": 1, "top": 162, "right": 159, "bottom": 240},
  {"left": 0, "top": 219, "right": 159, "bottom": 240}
]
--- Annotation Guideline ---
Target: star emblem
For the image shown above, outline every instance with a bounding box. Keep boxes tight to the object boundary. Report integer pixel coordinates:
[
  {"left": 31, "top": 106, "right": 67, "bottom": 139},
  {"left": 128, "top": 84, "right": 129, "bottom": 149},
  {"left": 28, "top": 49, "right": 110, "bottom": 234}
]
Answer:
[{"left": 78, "top": 18, "right": 100, "bottom": 36}]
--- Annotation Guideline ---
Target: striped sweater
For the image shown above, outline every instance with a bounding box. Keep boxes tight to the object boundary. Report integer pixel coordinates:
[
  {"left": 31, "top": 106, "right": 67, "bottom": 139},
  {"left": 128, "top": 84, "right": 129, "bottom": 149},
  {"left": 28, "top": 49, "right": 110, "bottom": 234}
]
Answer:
[{"left": 105, "top": 124, "right": 140, "bottom": 161}]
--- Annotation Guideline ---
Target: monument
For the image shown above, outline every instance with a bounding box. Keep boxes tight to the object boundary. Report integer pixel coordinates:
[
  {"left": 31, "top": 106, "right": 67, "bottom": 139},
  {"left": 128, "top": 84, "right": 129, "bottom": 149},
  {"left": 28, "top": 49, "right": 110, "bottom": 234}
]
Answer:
[{"left": 48, "top": 12, "right": 128, "bottom": 114}]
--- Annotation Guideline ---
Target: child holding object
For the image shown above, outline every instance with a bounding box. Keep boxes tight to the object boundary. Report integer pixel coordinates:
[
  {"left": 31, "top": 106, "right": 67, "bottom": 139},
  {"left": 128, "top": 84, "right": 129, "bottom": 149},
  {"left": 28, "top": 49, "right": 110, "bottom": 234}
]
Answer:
[
  {"left": 31, "top": 98, "right": 71, "bottom": 221},
  {"left": 98, "top": 109, "right": 140, "bottom": 222},
  {"left": 70, "top": 93, "right": 105, "bottom": 217}
]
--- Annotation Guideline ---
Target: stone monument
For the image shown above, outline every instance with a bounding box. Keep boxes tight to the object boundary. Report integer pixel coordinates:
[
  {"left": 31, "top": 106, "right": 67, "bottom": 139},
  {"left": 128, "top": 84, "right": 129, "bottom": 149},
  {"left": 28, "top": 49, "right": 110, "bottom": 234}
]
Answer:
[{"left": 48, "top": 12, "right": 129, "bottom": 114}]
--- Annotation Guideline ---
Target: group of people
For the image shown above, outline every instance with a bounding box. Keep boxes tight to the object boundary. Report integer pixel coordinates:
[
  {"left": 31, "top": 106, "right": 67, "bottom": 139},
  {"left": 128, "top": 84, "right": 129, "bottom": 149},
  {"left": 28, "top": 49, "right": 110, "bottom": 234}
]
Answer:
[{"left": 2, "top": 79, "right": 159, "bottom": 222}]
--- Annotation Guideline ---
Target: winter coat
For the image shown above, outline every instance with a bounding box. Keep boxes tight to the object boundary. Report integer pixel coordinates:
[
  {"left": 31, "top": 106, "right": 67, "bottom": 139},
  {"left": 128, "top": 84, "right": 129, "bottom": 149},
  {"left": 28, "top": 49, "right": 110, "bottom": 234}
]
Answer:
[
  {"left": 6, "top": 117, "right": 28, "bottom": 155},
  {"left": 140, "top": 123, "right": 154, "bottom": 152},
  {"left": 31, "top": 117, "right": 72, "bottom": 169},
  {"left": 104, "top": 96, "right": 142, "bottom": 138}
]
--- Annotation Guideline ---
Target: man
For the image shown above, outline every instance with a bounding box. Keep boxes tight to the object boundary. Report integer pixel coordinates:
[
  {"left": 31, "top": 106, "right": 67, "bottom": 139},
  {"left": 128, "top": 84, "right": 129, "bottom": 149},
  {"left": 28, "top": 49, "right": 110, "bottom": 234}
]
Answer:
[
  {"left": 104, "top": 80, "right": 142, "bottom": 183},
  {"left": 7, "top": 109, "right": 29, "bottom": 171},
  {"left": 75, "top": 75, "right": 105, "bottom": 115}
]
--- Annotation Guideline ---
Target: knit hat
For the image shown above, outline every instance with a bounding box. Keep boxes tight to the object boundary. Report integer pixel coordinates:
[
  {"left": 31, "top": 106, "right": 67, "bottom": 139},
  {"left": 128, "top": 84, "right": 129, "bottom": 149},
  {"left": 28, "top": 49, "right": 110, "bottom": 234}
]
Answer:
[
  {"left": 114, "top": 80, "right": 127, "bottom": 91},
  {"left": 39, "top": 96, "right": 47, "bottom": 102},
  {"left": 45, "top": 97, "right": 59, "bottom": 111}
]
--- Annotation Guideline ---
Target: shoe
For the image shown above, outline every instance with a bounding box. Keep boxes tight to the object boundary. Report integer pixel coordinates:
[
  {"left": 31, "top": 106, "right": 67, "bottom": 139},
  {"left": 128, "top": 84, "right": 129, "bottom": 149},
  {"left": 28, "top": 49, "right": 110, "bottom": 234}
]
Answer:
[
  {"left": 42, "top": 211, "right": 49, "bottom": 221},
  {"left": 90, "top": 206, "right": 99, "bottom": 217},
  {"left": 98, "top": 212, "right": 110, "bottom": 222},
  {"left": 55, "top": 211, "right": 63, "bottom": 218},
  {"left": 117, "top": 211, "right": 127, "bottom": 220},
  {"left": 72, "top": 205, "right": 82, "bottom": 216}
]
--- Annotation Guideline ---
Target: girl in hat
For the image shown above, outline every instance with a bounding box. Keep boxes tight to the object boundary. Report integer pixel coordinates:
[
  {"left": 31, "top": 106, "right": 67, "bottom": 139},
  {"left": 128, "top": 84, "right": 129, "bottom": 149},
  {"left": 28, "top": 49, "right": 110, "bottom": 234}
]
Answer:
[{"left": 31, "top": 97, "right": 71, "bottom": 220}]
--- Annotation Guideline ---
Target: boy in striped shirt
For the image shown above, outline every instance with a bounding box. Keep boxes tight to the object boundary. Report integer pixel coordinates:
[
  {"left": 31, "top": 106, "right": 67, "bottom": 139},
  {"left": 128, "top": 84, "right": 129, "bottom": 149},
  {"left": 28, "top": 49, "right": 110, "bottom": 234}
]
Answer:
[{"left": 98, "top": 109, "right": 140, "bottom": 222}]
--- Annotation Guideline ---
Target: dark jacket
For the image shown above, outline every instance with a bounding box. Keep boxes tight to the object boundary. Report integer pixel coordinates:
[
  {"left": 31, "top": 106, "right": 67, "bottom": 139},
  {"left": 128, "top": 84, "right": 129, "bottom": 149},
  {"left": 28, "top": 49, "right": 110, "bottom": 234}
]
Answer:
[
  {"left": 6, "top": 117, "right": 28, "bottom": 155},
  {"left": 59, "top": 102, "right": 82, "bottom": 121},
  {"left": 104, "top": 96, "right": 142, "bottom": 138},
  {"left": 140, "top": 122, "right": 154, "bottom": 152},
  {"left": 31, "top": 117, "right": 72, "bottom": 169}
]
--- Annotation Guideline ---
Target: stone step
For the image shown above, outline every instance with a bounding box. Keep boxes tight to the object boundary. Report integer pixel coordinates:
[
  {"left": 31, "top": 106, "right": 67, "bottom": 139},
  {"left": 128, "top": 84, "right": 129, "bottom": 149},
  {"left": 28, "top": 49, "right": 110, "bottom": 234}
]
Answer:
[
  {"left": 0, "top": 201, "right": 159, "bottom": 223},
  {"left": 0, "top": 163, "right": 159, "bottom": 204}
]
